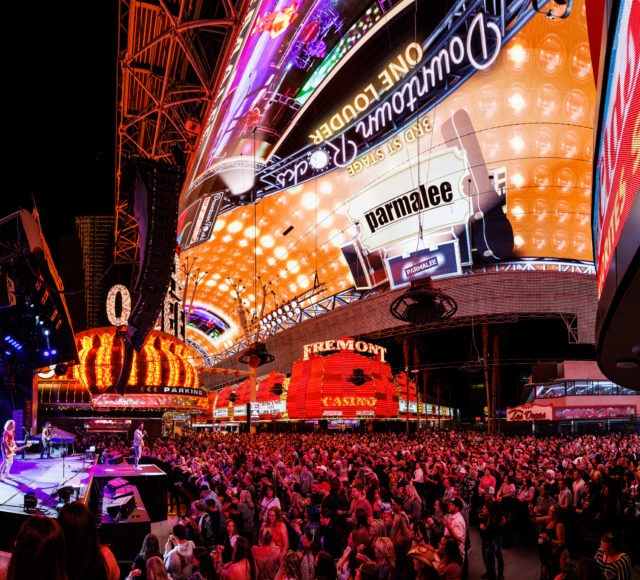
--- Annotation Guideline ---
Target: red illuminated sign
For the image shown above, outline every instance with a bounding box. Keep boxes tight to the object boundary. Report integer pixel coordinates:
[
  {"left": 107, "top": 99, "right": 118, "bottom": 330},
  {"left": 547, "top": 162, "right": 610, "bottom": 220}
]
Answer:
[{"left": 594, "top": 0, "right": 640, "bottom": 295}]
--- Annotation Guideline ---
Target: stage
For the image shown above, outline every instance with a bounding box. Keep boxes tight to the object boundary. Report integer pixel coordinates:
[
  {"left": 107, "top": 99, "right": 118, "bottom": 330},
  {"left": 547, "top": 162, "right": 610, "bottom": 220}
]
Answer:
[
  {"left": 0, "top": 453, "right": 94, "bottom": 551},
  {"left": 0, "top": 454, "right": 168, "bottom": 555}
]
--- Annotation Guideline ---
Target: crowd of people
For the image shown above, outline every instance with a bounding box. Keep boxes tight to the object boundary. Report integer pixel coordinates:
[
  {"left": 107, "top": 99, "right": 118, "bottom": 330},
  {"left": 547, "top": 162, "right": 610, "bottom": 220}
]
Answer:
[{"left": 3, "top": 428, "right": 639, "bottom": 580}]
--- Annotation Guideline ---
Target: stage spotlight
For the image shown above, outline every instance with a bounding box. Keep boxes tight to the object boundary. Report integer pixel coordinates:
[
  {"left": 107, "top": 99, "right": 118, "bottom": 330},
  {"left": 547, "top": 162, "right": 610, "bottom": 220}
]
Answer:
[
  {"left": 44, "top": 351, "right": 50, "bottom": 357},
  {"left": 51, "top": 349, "right": 58, "bottom": 356}
]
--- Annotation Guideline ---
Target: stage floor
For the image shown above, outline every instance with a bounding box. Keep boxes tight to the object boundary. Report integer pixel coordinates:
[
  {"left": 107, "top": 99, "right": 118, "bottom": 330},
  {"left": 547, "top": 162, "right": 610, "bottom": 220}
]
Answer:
[{"left": 0, "top": 453, "right": 94, "bottom": 517}]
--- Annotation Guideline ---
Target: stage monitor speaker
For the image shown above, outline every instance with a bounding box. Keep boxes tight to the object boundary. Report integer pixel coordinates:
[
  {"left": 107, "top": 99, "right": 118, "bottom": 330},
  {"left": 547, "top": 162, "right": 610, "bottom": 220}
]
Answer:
[
  {"left": 113, "top": 485, "right": 136, "bottom": 499},
  {"left": 24, "top": 491, "right": 37, "bottom": 513},
  {"left": 106, "top": 494, "right": 136, "bottom": 519},
  {"left": 106, "top": 477, "right": 129, "bottom": 492}
]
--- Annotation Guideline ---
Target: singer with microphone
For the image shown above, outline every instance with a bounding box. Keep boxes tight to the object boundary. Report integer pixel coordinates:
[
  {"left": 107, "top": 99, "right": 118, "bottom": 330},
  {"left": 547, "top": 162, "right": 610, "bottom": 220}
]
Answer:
[
  {"left": 133, "top": 423, "right": 146, "bottom": 470},
  {"left": 40, "top": 421, "right": 54, "bottom": 459}
]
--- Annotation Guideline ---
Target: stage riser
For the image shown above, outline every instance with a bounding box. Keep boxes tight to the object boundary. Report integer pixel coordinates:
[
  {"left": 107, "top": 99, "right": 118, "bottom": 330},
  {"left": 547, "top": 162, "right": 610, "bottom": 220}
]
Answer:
[{"left": 92, "top": 464, "right": 168, "bottom": 522}]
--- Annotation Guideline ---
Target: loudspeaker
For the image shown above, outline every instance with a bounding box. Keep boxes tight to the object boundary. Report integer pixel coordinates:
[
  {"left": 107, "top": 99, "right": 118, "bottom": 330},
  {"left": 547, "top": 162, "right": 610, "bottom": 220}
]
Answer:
[
  {"left": 24, "top": 491, "right": 37, "bottom": 512},
  {"left": 106, "top": 477, "right": 129, "bottom": 492},
  {"left": 124, "top": 159, "right": 183, "bottom": 353},
  {"left": 106, "top": 494, "right": 136, "bottom": 519},
  {"left": 114, "top": 159, "right": 184, "bottom": 394}
]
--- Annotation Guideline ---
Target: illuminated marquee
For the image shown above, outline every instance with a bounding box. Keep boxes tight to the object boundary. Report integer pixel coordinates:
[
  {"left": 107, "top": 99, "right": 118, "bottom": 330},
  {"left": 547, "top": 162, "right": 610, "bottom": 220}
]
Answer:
[
  {"left": 322, "top": 396, "right": 376, "bottom": 407},
  {"left": 302, "top": 337, "right": 387, "bottom": 361}
]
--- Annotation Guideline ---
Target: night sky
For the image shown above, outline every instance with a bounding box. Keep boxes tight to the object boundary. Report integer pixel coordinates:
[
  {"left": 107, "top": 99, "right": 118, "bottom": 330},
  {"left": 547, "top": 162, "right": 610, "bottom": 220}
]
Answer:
[{"left": 3, "top": 2, "right": 119, "bottom": 263}]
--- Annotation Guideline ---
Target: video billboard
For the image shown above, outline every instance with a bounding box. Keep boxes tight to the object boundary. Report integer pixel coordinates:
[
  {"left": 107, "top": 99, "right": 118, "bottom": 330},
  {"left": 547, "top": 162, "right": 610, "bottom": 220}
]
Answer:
[{"left": 179, "top": 0, "right": 596, "bottom": 356}]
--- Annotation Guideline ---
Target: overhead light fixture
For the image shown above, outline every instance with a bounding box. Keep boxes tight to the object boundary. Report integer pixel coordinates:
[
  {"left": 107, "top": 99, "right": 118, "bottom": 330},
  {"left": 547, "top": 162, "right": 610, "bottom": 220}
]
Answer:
[
  {"left": 390, "top": 277, "right": 457, "bottom": 324},
  {"left": 238, "top": 341, "right": 275, "bottom": 368}
]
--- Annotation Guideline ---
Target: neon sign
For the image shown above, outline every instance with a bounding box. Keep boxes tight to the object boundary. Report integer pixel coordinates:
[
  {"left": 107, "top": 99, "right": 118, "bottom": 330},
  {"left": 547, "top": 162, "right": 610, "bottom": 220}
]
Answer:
[{"left": 302, "top": 337, "right": 387, "bottom": 361}]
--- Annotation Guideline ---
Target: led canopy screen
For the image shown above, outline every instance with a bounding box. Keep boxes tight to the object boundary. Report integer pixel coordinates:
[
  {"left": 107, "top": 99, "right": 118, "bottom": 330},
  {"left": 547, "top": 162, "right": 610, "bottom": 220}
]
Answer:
[{"left": 180, "top": 0, "right": 596, "bottom": 357}]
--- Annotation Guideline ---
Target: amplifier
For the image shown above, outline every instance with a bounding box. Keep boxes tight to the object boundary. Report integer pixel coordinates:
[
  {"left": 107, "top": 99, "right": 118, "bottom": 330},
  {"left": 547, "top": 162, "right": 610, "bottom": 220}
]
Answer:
[{"left": 106, "top": 494, "right": 136, "bottom": 519}]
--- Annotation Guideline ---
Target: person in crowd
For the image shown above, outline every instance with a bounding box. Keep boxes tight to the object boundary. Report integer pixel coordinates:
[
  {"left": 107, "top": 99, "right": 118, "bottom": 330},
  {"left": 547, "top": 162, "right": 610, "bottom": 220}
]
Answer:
[
  {"left": 408, "top": 542, "right": 440, "bottom": 580},
  {"left": 262, "top": 506, "right": 290, "bottom": 552},
  {"left": 146, "top": 556, "right": 170, "bottom": 580},
  {"left": 479, "top": 499, "right": 505, "bottom": 580},
  {"left": 593, "top": 532, "right": 632, "bottom": 580},
  {"left": 318, "top": 509, "right": 343, "bottom": 559},
  {"left": 558, "top": 478, "right": 573, "bottom": 510},
  {"left": 427, "top": 499, "right": 448, "bottom": 547},
  {"left": 94, "top": 428, "right": 640, "bottom": 580},
  {"left": 238, "top": 489, "right": 256, "bottom": 541},
  {"left": 313, "top": 551, "right": 337, "bottom": 580},
  {"left": 58, "top": 501, "right": 119, "bottom": 580},
  {"left": 276, "top": 550, "right": 302, "bottom": 580},
  {"left": 252, "top": 527, "right": 282, "bottom": 580},
  {"left": 355, "top": 561, "right": 378, "bottom": 580},
  {"left": 261, "top": 485, "right": 282, "bottom": 523},
  {"left": 129, "top": 533, "right": 161, "bottom": 579},
  {"left": 189, "top": 546, "right": 217, "bottom": 580},
  {"left": 443, "top": 498, "right": 466, "bottom": 563},
  {"left": 164, "top": 523, "right": 196, "bottom": 580},
  {"left": 7, "top": 515, "right": 67, "bottom": 580},
  {"left": 300, "top": 529, "right": 320, "bottom": 580},
  {"left": 436, "top": 537, "right": 463, "bottom": 580},
  {"left": 220, "top": 519, "right": 240, "bottom": 564},
  {"left": 219, "top": 536, "right": 256, "bottom": 580}
]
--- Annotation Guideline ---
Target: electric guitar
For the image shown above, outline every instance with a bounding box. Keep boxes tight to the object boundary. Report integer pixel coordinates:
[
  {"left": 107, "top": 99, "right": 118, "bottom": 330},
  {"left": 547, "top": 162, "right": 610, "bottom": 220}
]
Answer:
[{"left": 5, "top": 442, "right": 34, "bottom": 458}]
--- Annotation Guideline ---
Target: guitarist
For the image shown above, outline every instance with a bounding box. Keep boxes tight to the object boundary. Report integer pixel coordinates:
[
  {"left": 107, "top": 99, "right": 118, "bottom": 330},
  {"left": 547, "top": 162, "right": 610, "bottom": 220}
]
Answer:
[
  {"left": 40, "top": 421, "right": 54, "bottom": 459},
  {"left": 0, "top": 419, "right": 17, "bottom": 481}
]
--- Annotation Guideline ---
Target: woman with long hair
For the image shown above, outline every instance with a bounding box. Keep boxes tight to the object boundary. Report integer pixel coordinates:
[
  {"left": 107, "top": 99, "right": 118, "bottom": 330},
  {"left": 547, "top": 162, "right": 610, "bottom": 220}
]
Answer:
[
  {"left": 260, "top": 485, "right": 282, "bottom": 523},
  {"left": 313, "top": 551, "right": 337, "bottom": 580},
  {"left": 300, "top": 529, "right": 320, "bottom": 580},
  {"left": 251, "top": 527, "right": 282, "bottom": 580},
  {"left": 277, "top": 551, "right": 302, "bottom": 580},
  {"left": 221, "top": 519, "right": 240, "bottom": 564},
  {"left": 129, "top": 533, "right": 161, "bottom": 579},
  {"left": 436, "top": 537, "right": 463, "bottom": 580},
  {"left": 58, "top": 501, "right": 119, "bottom": 580},
  {"left": 220, "top": 537, "right": 257, "bottom": 580},
  {"left": 262, "top": 506, "right": 289, "bottom": 552},
  {"left": 374, "top": 537, "right": 397, "bottom": 579},
  {"left": 8, "top": 515, "right": 67, "bottom": 580},
  {"left": 390, "top": 513, "right": 412, "bottom": 558},
  {"left": 146, "top": 557, "right": 170, "bottom": 580},
  {"left": 189, "top": 546, "right": 218, "bottom": 580}
]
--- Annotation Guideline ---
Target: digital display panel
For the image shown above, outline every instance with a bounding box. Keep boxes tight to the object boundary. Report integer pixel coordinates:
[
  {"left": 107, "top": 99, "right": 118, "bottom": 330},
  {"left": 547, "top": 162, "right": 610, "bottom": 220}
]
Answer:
[
  {"left": 593, "top": 0, "right": 640, "bottom": 297},
  {"left": 180, "top": 0, "right": 596, "bottom": 357}
]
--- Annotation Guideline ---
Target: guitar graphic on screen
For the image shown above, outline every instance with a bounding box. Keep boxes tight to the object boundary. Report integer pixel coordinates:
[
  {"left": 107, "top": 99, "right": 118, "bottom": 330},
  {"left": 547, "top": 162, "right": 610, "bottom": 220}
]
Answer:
[{"left": 441, "top": 109, "right": 514, "bottom": 261}]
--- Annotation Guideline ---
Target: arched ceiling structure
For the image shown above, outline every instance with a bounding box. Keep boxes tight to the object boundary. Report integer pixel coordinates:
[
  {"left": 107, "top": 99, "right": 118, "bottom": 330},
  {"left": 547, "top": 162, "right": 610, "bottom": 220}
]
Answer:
[{"left": 117, "top": 0, "right": 597, "bottom": 367}]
